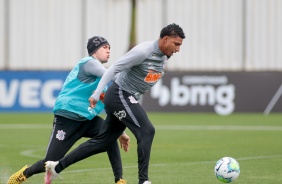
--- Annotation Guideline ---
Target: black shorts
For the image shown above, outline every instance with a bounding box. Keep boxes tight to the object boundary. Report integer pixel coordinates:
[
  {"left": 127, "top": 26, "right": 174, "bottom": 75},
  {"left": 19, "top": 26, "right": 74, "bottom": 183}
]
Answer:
[
  {"left": 45, "top": 115, "right": 104, "bottom": 160},
  {"left": 101, "top": 83, "right": 154, "bottom": 142}
]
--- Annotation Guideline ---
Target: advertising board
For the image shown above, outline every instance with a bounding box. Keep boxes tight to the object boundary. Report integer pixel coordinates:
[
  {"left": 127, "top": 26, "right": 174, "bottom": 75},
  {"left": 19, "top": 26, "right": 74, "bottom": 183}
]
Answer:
[
  {"left": 1, "top": 71, "right": 281, "bottom": 115},
  {"left": 142, "top": 72, "right": 282, "bottom": 115}
]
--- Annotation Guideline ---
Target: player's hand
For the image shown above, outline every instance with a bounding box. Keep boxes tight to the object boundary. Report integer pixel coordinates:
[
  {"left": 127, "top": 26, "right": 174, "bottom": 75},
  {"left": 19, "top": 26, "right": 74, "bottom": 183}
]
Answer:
[
  {"left": 89, "top": 97, "right": 98, "bottom": 108},
  {"left": 99, "top": 92, "right": 105, "bottom": 103},
  {"left": 119, "top": 133, "right": 130, "bottom": 152}
]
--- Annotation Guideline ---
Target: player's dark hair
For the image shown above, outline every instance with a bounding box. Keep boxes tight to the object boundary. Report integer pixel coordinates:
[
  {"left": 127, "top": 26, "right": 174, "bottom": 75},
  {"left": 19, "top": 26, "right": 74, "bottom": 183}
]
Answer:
[{"left": 160, "top": 23, "right": 185, "bottom": 39}]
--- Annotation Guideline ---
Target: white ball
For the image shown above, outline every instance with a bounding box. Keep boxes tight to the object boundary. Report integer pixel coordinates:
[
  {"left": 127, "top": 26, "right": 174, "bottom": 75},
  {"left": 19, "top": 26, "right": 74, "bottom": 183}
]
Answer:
[{"left": 214, "top": 157, "right": 240, "bottom": 183}]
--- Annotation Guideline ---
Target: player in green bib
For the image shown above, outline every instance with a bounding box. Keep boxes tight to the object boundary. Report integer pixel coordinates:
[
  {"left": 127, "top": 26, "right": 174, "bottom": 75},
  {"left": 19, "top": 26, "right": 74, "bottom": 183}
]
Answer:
[{"left": 7, "top": 36, "right": 130, "bottom": 184}]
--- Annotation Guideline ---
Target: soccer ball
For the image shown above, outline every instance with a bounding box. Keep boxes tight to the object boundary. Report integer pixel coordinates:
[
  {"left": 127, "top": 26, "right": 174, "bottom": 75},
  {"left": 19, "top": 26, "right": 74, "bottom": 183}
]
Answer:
[{"left": 214, "top": 157, "right": 240, "bottom": 183}]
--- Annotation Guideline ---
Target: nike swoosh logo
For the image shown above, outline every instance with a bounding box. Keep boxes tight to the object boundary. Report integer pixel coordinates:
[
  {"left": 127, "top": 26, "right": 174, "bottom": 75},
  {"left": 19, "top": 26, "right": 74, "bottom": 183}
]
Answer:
[{"left": 216, "top": 162, "right": 223, "bottom": 172}]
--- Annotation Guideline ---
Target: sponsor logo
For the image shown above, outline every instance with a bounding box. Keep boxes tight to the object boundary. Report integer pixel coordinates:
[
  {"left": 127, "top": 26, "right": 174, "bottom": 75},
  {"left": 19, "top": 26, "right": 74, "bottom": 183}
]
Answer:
[
  {"left": 144, "top": 72, "right": 162, "bottom": 83},
  {"left": 151, "top": 76, "right": 235, "bottom": 115},
  {"left": 129, "top": 96, "right": 138, "bottom": 104},
  {"left": 114, "top": 110, "right": 126, "bottom": 121},
  {"left": 0, "top": 79, "right": 63, "bottom": 109},
  {"left": 56, "top": 130, "right": 66, "bottom": 141}
]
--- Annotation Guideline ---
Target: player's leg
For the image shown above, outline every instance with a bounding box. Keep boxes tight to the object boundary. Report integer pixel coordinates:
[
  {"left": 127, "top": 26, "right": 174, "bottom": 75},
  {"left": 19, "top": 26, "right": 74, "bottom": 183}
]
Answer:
[
  {"left": 24, "top": 116, "right": 84, "bottom": 177},
  {"left": 50, "top": 113, "right": 125, "bottom": 174},
  {"left": 108, "top": 86, "right": 155, "bottom": 184},
  {"left": 8, "top": 115, "right": 84, "bottom": 183},
  {"left": 122, "top": 106, "right": 154, "bottom": 184},
  {"left": 84, "top": 115, "right": 124, "bottom": 183},
  {"left": 101, "top": 82, "right": 154, "bottom": 183},
  {"left": 106, "top": 140, "right": 124, "bottom": 183}
]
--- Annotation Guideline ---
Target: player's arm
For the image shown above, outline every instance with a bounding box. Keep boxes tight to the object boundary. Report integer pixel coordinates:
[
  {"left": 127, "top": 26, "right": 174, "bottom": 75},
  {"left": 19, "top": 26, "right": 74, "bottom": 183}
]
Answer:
[
  {"left": 84, "top": 59, "right": 120, "bottom": 81},
  {"left": 89, "top": 47, "right": 148, "bottom": 107},
  {"left": 84, "top": 59, "right": 107, "bottom": 77}
]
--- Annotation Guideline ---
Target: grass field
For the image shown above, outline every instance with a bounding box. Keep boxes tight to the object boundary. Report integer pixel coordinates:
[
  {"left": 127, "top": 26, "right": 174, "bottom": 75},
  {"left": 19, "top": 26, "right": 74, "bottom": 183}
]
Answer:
[{"left": 0, "top": 113, "right": 282, "bottom": 184}]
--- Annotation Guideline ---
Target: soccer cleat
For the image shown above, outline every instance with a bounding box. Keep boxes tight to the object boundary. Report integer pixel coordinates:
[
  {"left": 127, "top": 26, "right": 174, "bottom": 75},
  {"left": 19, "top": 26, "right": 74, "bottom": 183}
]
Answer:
[
  {"left": 44, "top": 161, "right": 59, "bottom": 184},
  {"left": 7, "top": 165, "right": 28, "bottom": 184},
  {"left": 142, "top": 181, "right": 152, "bottom": 184},
  {"left": 116, "top": 179, "right": 127, "bottom": 184}
]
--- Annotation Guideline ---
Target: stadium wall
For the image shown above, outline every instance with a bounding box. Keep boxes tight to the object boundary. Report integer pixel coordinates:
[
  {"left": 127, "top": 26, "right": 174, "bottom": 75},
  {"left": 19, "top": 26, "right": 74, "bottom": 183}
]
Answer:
[{"left": 0, "top": 0, "right": 281, "bottom": 71}]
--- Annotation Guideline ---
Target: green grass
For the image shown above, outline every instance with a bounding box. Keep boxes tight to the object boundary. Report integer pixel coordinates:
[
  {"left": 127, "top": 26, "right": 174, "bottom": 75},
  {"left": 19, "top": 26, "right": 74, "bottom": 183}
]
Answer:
[{"left": 1, "top": 113, "right": 282, "bottom": 183}]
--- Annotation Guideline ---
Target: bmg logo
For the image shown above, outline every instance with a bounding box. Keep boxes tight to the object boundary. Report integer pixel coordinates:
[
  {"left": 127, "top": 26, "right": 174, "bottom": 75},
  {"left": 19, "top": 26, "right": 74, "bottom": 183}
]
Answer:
[{"left": 150, "top": 76, "right": 235, "bottom": 115}]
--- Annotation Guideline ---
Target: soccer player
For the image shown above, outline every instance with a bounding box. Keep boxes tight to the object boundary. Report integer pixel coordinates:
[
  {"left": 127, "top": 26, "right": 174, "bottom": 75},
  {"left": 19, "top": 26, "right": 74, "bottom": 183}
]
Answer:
[
  {"left": 45, "top": 23, "right": 185, "bottom": 184},
  {"left": 7, "top": 36, "right": 130, "bottom": 184}
]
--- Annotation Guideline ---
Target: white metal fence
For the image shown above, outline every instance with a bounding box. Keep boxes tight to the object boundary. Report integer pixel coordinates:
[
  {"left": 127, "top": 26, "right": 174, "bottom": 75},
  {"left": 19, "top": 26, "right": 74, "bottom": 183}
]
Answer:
[{"left": 0, "top": 0, "right": 281, "bottom": 71}]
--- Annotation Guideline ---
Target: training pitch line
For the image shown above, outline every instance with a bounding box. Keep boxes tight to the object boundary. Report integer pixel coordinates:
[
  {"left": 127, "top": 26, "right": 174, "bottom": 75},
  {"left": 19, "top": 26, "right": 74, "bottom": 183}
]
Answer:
[
  {"left": 1, "top": 154, "right": 281, "bottom": 182},
  {"left": 1, "top": 153, "right": 281, "bottom": 180},
  {"left": 59, "top": 154, "right": 282, "bottom": 174},
  {"left": 1, "top": 124, "right": 282, "bottom": 131}
]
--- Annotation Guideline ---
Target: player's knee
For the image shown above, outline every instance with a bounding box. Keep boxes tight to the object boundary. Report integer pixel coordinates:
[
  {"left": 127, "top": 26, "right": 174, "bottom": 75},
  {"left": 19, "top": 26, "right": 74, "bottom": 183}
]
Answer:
[
  {"left": 144, "top": 126, "right": 155, "bottom": 139},
  {"left": 150, "top": 126, "right": 155, "bottom": 137}
]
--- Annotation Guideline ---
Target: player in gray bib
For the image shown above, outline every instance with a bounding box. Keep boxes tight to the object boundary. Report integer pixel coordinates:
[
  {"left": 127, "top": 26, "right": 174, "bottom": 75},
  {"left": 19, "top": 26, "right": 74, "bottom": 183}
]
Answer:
[{"left": 45, "top": 23, "right": 185, "bottom": 184}]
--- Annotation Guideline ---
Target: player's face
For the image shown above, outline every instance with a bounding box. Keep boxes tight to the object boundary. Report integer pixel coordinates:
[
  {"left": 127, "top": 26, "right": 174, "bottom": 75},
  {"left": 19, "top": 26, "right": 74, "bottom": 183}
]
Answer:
[
  {"left": 162, "top": 36, "right": 183, "bottom": 58},
  {"left": 94, "top": 44, "right": 110, "bottom": 63}
]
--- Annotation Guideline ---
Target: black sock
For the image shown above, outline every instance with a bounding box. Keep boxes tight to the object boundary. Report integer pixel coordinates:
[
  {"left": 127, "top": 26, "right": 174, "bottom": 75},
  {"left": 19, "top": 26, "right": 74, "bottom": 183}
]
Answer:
[
  {"left": 55, "top": 162, "right": 63, "bottom": 173},
  {"left": 115, "top": 178, "right": 123, "bottom": 182}
]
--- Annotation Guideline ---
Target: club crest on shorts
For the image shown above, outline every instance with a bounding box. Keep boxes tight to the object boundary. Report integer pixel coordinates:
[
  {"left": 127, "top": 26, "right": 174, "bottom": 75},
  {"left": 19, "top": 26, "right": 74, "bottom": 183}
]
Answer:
[
  {"left": 129, "top": 96, "right": 138, "bottom": 104},
  {"left": 56, "top": 130, "right": 66, "bottom": 141},
  {"left": 114, "top": 110, "right": 126, "bottom": 121}
]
